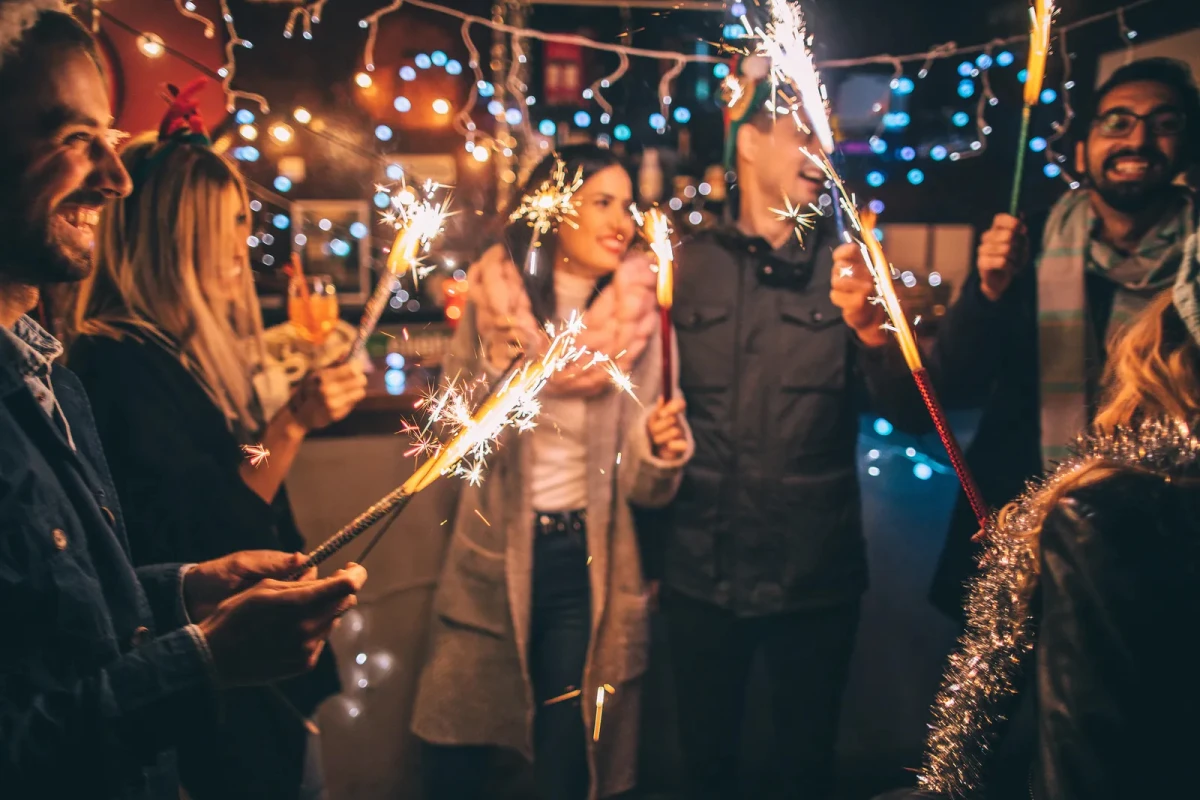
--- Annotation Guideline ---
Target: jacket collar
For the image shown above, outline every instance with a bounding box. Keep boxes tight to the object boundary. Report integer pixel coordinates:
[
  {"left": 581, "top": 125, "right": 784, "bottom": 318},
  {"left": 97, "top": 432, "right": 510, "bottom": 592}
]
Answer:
[{"left": 0, "top": 314, "right": 62, "bottom": 396}]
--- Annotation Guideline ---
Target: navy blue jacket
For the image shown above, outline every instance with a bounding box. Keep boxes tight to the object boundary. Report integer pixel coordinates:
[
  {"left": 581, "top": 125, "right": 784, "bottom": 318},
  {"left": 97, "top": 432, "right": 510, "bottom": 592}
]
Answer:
[{"left": 0, "top": 353, "right": 214, "bottom": 798}]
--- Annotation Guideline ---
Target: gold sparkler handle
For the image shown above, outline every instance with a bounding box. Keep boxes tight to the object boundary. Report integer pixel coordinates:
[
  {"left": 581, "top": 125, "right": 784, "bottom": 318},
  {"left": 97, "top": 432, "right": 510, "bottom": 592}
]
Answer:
[
  {"left": 286, "top": 487, "right": 414, "bottom": 579},
  {"left": 340, "top": 272, "right": 396, "bottom": 366}
]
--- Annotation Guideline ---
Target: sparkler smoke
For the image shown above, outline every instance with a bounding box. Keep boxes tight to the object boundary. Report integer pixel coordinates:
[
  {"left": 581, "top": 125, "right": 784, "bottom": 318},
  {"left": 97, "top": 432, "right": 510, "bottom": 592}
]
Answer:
[
  {"left": 1010, "top": 0, "right": 1056, "bottom": 215},
  {"left": 509, "top": 155, "right": 584, "bottom": 276},
  {"left": 634, "top": 205, "right": 677, "bottom": 402},
  {"left": 343, "top": 182, "right": 451, "bottom": 365},
  {"left": 749, "top": 0, "right": 989, "bottom": 529},
  {"left": 287, "top": 316, "right": 590, "bottom": 578}
]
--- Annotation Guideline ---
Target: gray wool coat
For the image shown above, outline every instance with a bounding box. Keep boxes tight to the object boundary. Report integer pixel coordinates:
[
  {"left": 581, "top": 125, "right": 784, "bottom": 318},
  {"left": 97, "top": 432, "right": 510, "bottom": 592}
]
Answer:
[{"left": 411, "top": 297, "right": 691, "bottom": 798}]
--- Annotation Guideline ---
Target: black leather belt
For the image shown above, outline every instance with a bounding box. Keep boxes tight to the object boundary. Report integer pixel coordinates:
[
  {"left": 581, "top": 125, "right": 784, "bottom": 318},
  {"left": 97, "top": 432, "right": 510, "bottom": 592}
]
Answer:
[{"left": 534, "top": 509, "right": 587, "bottom": 536}]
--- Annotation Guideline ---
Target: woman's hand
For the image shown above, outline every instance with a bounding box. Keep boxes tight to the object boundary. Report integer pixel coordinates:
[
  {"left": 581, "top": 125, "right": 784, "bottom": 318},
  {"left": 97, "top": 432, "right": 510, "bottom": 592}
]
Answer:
[
  {"left": 647, "top": 397, "right": 688, "bottom": 462},
  {"left": 286, "top": 362, "right": 368, "bottom": 433}
]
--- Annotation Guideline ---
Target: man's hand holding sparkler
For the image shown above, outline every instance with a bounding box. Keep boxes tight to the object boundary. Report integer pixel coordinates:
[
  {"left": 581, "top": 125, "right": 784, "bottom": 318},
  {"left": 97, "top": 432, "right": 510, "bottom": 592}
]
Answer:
[
  {"left": 830, "top": 243, "right": 888, "bottom": 348},
  {"left": 976, "top": 214, "right": 1028, "bottom": 302},
  {"left": 197, "top": 563, "right": 368, "bottom": 686},
  {"left": 647, "top": 397, "right": 689, "bottom": 462}
]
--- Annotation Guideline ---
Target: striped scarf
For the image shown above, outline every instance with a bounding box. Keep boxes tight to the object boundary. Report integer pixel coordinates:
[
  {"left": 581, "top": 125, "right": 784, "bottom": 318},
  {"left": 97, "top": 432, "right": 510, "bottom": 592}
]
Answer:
[{"left": 1037, "top": 188, "right": 1196, "bottom": 465}]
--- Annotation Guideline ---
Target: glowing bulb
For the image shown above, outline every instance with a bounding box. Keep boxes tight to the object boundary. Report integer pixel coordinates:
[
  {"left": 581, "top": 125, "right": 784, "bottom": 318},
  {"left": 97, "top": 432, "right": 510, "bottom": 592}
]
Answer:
[
  {"left": 574, "top": 110, "right": 591, "bottom": 128},
  {"left": 996, "top": 51, "right": 1014, "bottom": 67},
  {"left": 866, "top": 171, "right": 886, "bottom": 187},
  {"left": 868, "top": 199, "right": 885, "bottom": 214},
  {"left": 614, "top": 124, "right": 631, "bottom": 141},
  {"left": 269, "top": 123, "right": 293, "bottom": 144},
  {"left": 432, "top": 99, "right": 451, "bottom": 115},
  {"left": 399, "top": 66, "right": 416, "bottom": 81},
  {"left": 350, "top": 222, "right": 368, "bottom": 239},
  {"left": 1029, "top": 137, "right": 1047, "bottom": 153},
  {"left": 975, "top": 54, "right": 993, "bottom": 70},
  {"left": 914, "top": 463, "right": 933, "bottom": 480},
  {"left": 874, "top": 418, "right": 894, "bottom": 436},
  {"left": 238, "top": 124, "right": 257, "bottom": 141},
  {"left": 688, "top": 211, "right": 703, "bottom": 225},
  {"left": 472, "top": 146, "right": 490, "bottom": 163},
  {"left": 505, "top": 108, "right": 522, "bottom": 125},
  {"left": 273, "top": 176, "right": 292, "bottom": 192},
  {"left": 431, "top": 50, "right": 447, "bottom": 67},
  {"left": 137, "top": 33, "right": 165, "bottom": 59},
  {"left": 899, "top": 146, "right": 916, "bottom": 161},
  {"left": 649, "top": 112, "right": 666, "bottom": 130},
  {"left": 375, "top": 125, "right": 393, "bottom": 141},
  {"left": 394, "top": 96, "right": 411, "bottom": 113},
  {"left": 235, "top": 110, "right": 255, "bottom": 125},
  {"left": 272, "top": 214, "right": 290, "bottom": 229},
  {"left": 1040, "top": 88, "right": 1057, "bottom": 104},
  {"left": 930, "top": 145, "right": 948, "bottom": 161},
  {"left": 538, "top": 119, "right": 557, "bottom": 136},
  {"left": 869, "top": 136, "right": 888, "bottom": 154},
  {"left": 355, "top": 72, "right": 373, "bottom": 89},
  {"left": 713, "top": 63, "right": 730, "bottom": 79},
  {"left": 415, "top": 53, "right": 432, "bottom": 69},
  {"left": 1044, "top": 163, "right": 1062, "bottom": 178},
  {"left": 673, "top": 107, "right": 692, "bottom": 124},
  {"left": 907, "top": 169, "right": 925, "bottom": 185},
  {"left": 446, "top": 60, "right": 462, "bottom": 75},
  {"left": 957, "top": 80, "right": 975, "bottom": 98},
  {"left": 952, "top": 111, "right": 970, "bottom": 127}
]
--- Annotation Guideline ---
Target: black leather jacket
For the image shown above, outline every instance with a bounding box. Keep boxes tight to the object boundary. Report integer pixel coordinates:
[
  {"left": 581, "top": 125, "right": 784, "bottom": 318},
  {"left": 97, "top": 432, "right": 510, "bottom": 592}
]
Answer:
[{"left": 1033, "top": 470, "right": 1200, "bottom": 800}]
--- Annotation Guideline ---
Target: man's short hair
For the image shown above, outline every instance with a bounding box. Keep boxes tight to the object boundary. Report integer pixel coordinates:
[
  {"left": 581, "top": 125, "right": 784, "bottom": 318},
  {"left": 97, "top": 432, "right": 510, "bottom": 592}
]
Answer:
[
  {"left": 1076, "top": 57, "right": 1200, "bottom": 161},
  {"left": 0, "top": 7, "right": 101, "bottom": 102}
]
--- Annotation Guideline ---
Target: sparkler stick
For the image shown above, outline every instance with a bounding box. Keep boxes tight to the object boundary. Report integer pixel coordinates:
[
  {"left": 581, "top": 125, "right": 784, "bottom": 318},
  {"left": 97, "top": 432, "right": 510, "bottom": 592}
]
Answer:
[
  {"left": 341, "top": 190, "right": 450, "bottom": 365},
  {"left": 755, "top": 0, "right": 988, "bottom": 529},
  {"left": 510, "top": 155, "right": 584, "bottom": 276},
  {"left": 1010, "top": 0, "right": 1055, "bottom": 215},
  {"left": 286, "top": 319, "right": 586, "bottom": 579},
  {"left": 634, "top": 206, "right": 676, "bottom": 401}
]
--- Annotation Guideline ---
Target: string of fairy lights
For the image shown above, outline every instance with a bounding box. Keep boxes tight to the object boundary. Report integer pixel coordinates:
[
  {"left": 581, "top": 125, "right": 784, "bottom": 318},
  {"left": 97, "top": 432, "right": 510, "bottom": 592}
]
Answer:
[
  {"left": 112, "top": 0, "right": 1166, "bottom": 200},
  {"left": 95, "top": 0, "right": 1171, "bottom": 312}
]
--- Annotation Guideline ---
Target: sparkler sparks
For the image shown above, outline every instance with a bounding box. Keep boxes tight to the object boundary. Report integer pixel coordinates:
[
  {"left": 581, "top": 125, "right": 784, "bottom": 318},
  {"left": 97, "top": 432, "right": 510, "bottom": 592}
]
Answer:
[
  {"left": 510, "top": 155, "right": 585, "bottom": 275},
  {"left": 384, "top": 183, "right": 453, "bottom": 286},
  {"left": 634, "top": 206, "right": 676, "bottom": 310},
  {"left": 742, "top": 0, "right": 835, "bottom": 154},
  {"left": 401, "top": 314, "right": 591, "bottom": 491},
  {"left": 242, "top": 443, "right": 270, "bottom": 467},
  {"left": 769, "top": 193, "right": 818, "bottom": 246}
]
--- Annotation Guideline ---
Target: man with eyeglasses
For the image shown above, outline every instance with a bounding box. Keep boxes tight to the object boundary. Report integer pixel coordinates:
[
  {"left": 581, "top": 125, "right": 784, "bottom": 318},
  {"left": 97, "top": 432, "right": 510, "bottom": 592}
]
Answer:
[
  {"left": 837, "top": 57, "right": 1199, "bottom": 626},
  {"left": 926, "top": 57, "right": 1199, "bottom": 623}
]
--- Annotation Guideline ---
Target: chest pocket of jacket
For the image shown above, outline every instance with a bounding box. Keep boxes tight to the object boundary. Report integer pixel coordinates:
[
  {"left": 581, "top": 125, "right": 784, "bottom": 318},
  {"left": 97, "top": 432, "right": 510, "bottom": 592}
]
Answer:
[
  {"left": 674, "top": 304, "right": 733, "bottom": 390},
  {"left": 778, "top": 295, "right": 847, "bottom": 391}
]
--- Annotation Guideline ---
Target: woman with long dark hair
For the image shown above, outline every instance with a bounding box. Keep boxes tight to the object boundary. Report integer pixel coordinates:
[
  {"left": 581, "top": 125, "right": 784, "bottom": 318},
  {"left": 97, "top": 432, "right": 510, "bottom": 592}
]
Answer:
[{"left": 411, "top": 145, "right": 691, "bottom": 799}]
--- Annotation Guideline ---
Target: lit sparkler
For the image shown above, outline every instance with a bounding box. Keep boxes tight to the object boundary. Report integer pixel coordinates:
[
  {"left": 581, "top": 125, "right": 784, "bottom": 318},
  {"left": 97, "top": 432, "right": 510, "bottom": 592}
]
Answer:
[
  {"left": 509, "top": 155, "right": 584, "bottom": 276},
  {"left": 1010, "top": 1, "right": 1056, "bottom": 214},
  {"left": 634, "top": 205, "right": 677, "bottom": 401},
  {"left": 743, "top": 0, "right": 844, "bottom": 235},
  {"left": 342, "top": 181, "right": 451, "bottom": 364},
  {"left": 752, "top": 0, "right": 989, "bottom": 529},
  {"left": 286, "top": 317, "right": 588, "bottom": 578},
  {"left": 242, "top": 443, "right": 270, "bottom": 467}
]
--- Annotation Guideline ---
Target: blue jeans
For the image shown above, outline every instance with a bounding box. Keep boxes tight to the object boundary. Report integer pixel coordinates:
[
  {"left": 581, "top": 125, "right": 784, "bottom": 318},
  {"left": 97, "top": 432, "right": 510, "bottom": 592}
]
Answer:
[
  {"left": 422, "top": 513, "right": 592, "bottom": 800},
  {"left": 529, "top": 513, "right": 592, "bottom": 800}
]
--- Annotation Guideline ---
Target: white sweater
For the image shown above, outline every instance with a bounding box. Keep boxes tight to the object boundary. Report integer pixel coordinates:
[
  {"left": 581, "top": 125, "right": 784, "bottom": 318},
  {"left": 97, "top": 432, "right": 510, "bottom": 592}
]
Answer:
[{"left": 529, "top": 270, "right": 595, "bottom": 511}]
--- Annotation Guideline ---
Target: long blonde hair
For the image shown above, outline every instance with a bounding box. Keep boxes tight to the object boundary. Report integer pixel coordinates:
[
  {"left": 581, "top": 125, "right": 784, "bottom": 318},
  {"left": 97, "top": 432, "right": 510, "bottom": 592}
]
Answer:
[
  {"left": 73, "top": 133, "right": 266, "bottom": 432},
  {"left": 1015, "top": 288, "right": 1200, "bottom": 575}
]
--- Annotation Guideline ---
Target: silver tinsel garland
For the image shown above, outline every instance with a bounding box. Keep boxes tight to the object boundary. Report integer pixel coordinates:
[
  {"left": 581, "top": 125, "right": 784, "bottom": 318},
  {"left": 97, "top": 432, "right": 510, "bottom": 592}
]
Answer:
[{"left": 917, "top": 416, "right": 1200, "bottom": 797}]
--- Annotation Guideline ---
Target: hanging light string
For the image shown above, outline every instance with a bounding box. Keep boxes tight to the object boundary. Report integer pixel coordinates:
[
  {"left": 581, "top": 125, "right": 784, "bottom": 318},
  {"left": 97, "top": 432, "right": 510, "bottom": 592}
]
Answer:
[
  {"left": 173, "top": 0, "right": 214, "bottom": 39},
  {"left": 588, "top": 51, "right": 630, "bottom": 118},
  {"left": 217, "top": 0, "right": 269, "bottom": 113},
  {"left": 135, "top": 0, "right": 1162, "bottom": 163}
]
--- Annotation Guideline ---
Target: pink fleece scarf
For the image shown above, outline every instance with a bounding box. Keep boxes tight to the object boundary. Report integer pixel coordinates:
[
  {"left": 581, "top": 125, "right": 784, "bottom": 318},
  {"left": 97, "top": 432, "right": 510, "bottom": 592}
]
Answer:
[{"left": 468, "top": 244, "right": 658, "bottom": 398}]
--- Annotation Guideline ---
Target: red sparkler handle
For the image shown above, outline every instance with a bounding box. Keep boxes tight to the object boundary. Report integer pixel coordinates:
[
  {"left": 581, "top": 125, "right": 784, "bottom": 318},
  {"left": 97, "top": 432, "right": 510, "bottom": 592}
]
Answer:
[
  {"left": 910, "top": 367, "right": 989, "bottom": 529},
  {"left": 660, "top": 306, "right": 673, "bottom": 402}
]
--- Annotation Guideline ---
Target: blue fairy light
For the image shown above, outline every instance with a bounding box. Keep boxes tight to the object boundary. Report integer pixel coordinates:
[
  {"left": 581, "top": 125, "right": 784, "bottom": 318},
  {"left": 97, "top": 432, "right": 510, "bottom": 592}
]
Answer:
[
  {"left": 414, "top": 53, "right": 432, "bottom": 69},
  {"left": 1030, "top": 136, "right": 1047, "bottom": 152},
  {"left": 866, "top": 171, "right": 886, "bottom": 187},
  {"left": 899, "top": 146, "right": 916, "bottom": 161},
  {"left": 907, "top": 168, "right": 925, "bottom": 185},
  {"left": 399, "top": 66, "right": 416, "bottom": 81},
  {"left": 273, "top": 176, "right": 292, "bottom": 192},
  {"left": 996, "top": 51, "right": 1015, "bottom": 67},
  {"left": 957, "top": 79, "right": 975, "bottom": 98},
  {"left": 272, "top": 214, "right": 290, "bottom": 229},
  {"left": 952, "top": 111, "right": 970, "bottom": 127},
  {"left": 673, "top": 106, "right": 692, "bottom": 123},
  {"left": 1044, "top": 163, "right": 1062, "bottom": 178},
  {"left": 539, "top": 119, "right": 557, "bottom": 136},
  {"left": 930, "top": 145, "right": 948, "bottom": 161},
  {"left": 574, "top": 110, "right": 592, "bottom": 128},
  {"left": 375, "top": 125, "right": 393, "bottom": 141},
  {"left": 614, "top": 124, "right": 632, "bottom": 141},
  {"left": 349, "top": 222, "right": 368, "bottom": 239},
  {"left": 874, "top": 418, "right": 894, "bottom": 436}
]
